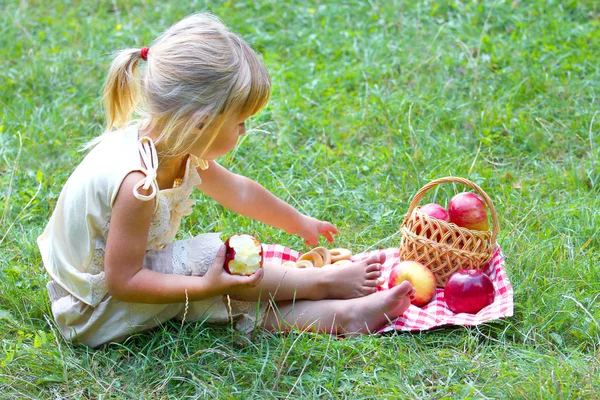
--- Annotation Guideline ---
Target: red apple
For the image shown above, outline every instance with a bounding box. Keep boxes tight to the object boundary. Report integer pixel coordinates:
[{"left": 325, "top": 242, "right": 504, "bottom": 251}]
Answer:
[
  {"left": 420, "top": 203, "right": 450, "bottom": 222},
  {"left": 416, "top": 203, "right": 451, "bottom": 241},
  {"left": 389, "top": 261, "right": 436, "bottom": 307},
  {"left": 444, "top": 269, "right": 495, "bottom": 314},
  {"left": 448, "top": 192, "right": 489, "bottom": 231},
  {"left": 224, "top": 234, "right": 264, "bottom": 276}
]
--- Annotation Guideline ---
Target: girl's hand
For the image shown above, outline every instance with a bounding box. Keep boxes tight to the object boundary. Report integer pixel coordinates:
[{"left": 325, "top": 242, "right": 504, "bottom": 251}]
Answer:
[
  {"left": 204, "top": 245, "right": 264, "bottom": 295},
  {"left": 296, "top": 216, "right": 338, "bottom": 247}
]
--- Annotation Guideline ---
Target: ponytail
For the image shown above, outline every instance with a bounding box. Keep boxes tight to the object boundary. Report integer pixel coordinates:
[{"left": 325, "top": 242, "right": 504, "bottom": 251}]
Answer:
[{"left": 102, "top": 48, "right": 144, "bottom": 131}]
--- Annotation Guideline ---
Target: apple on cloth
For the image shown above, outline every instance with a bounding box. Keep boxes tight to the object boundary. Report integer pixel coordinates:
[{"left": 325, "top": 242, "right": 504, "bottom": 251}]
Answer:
[
  {"left": 224, "top": 234, "right": 264, "bottom": 276},
  {"left": 388, "top": 261, "right": 436, "bottom": 307},
  {"left": 444, "top": 269, "right": 495, "bottom": 314}
]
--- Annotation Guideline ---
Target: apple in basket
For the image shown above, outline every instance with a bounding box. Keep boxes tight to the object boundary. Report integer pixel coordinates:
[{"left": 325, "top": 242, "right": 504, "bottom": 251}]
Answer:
[
  {"left": 389, "top": 261, "right": 436, "bottom": 307},
  {"left": 417, "top": 203, "right": 450, "bottom": 241},
  {"left": 224, "top": 234, "right": 264, "bottom": 276},
  {"left": 448, "top": 192, "right": 489, "bottom": 231},
  {"left": 420, "top": 203, "right": 450, "bottom": 222},
  {"left": 444, "top": 269, "right": 495, "bottom": 314}
]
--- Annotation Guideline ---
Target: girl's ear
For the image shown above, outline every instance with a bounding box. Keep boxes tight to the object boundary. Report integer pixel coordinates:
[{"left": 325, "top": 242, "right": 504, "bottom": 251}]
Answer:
[
  {"left": 196, "top": 111, "right": 222, "bottom": 132},
  {"left": 195, "top": 117, "right": 210, "bottom": 134},
  {"left": 191, "top": 110, "right": 212, "bottom": 134}
]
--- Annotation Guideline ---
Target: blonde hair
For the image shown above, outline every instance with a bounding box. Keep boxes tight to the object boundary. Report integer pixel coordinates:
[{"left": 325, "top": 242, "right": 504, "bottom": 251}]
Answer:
[{"left": 99, "top": 13, "right": 270, "bottom": 158}]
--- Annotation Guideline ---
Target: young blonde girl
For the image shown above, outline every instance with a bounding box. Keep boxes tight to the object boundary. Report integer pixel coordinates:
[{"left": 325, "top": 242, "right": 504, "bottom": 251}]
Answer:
[{"left": 38, "top": 13, "right": 414, "bottom": 347}]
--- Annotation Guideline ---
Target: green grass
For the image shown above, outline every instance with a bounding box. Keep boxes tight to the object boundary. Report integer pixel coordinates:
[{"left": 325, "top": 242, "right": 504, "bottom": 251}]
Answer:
[{"left": 1, "top": 0, "right": 599, "bottom": 398}]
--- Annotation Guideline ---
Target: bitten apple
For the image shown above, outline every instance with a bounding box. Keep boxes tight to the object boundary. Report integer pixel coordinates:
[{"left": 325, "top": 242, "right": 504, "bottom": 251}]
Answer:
[
  {"left": 224, "top": 234, "right": 264, "bottom": 276},
  {"left": 388, "top": 261, "right": 436, "bottom": 307},
  {"left": 448, "top": 192, "right": 489, "bottom": 231},
  {"left": 444, "top": 269, "right": 495, "bottom": 314}
]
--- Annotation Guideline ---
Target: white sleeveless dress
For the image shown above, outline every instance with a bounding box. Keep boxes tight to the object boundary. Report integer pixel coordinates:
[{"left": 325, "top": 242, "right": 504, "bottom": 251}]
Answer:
[{"left": 39, "top": 125, "right": 266, "bottom": 347}]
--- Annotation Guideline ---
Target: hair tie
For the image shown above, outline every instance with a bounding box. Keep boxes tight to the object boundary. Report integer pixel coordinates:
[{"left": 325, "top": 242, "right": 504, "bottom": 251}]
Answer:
[{"left": 140, "top": 47, "right": 149, "bottom": 61}]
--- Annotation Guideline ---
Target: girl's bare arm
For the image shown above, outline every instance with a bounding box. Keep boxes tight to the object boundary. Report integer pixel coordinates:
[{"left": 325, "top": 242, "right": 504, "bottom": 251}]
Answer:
[
  {"left": 104, "top": 171, "right": 262, "bottom": 304},
  {"left": 197, "top": 161, "right": 337, "bottom": 245}
]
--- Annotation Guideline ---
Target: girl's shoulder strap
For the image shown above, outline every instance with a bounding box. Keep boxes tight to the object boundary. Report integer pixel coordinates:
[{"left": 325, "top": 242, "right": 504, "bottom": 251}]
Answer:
[{"left": 132, "top": 136, "right": 159, "bottom": 202}]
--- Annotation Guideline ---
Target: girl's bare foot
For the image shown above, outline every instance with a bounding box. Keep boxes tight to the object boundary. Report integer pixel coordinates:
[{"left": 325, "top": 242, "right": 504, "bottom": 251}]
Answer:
[
  {"left": 321, "top": 252, "right": 387, "bottom": 299},
  {"left": 263, "top": 280, "right": 415, "bottom": 334},
  {"left": 340, "top": 280, "right": 415, "bottom": 334}
]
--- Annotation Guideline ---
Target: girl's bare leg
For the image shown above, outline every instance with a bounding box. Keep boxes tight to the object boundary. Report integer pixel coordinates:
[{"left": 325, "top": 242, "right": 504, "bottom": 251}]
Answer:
[
  {"left": 228, "top": 252, "right": 387, "bottom": 302},
  {"left": 263, "top": 281, "right": 415, "bottom": 334}
]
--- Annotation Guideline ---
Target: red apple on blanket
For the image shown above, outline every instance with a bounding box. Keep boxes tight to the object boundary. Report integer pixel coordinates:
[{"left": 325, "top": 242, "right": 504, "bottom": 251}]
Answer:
[
  {"left": 388, "top": 261, "right": 436, "bottom": 307},
  {"left": 448, "top": 192, "right": 489, "bottom": 231},
  {"left": 444, "top": 269, "right": 495, "bottom": 314},
  {"left": 224, "top": 234, "right": 264, "bottom": 276}
]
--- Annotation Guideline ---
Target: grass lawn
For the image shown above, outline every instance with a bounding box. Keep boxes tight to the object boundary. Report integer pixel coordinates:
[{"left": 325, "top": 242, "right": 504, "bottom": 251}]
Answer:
[{"left": 1, "top": 0, "right": 599, "bottom": 398}]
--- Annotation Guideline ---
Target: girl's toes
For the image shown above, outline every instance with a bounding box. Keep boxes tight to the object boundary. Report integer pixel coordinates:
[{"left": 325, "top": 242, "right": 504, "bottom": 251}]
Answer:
[
  {"left": 390, "top": 281, "right": 414, "bottom": 297},
  {"left": 409, "top": 286, "right": 416, "bottom": 297},
  {"left": 366, "top": 270, "right": 382, "bottom": 280},
  {"left": 363, "top": 254, "right": 380, "bottom": 265},
  {"left": 365, "top": 278, "right": 383, "bottom": 288},
  {"left": 363, "top": 252, "right": 385, "bottom": 266},
  {"left": 365, "top": 263, "right": 383, "bottom": 273}
]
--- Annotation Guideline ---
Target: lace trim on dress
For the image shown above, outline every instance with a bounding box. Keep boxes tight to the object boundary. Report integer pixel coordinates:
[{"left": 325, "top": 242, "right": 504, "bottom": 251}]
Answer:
[
  {"left": 89, "top": 272, "right": 107, "bottom": 306},
  {"left": 88, "top": 247, "right": 105, "bottom": 275},
  {"left": 147, "top": 194, "right": 172, "bottom": 249},
  {"left": 146, "top": 154, "right": 203, "bottom": 249},
  {"left": 100, "top": 220, "right": 110, "bottom": 240},
  {"left": 164, "top": 154, "right": 203, "bottom": 191}
]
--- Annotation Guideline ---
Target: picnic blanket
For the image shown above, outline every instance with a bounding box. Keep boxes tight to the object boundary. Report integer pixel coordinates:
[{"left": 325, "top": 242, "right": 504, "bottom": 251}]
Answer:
[{"left": 262, "top": 244, "right": 514, "bottom": 332}]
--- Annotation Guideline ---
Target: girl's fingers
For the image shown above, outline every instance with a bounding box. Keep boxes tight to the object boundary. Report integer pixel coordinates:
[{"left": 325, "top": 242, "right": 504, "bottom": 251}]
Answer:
[
  {"left": 328, "top": 223, "right": 339, "bottom": 234},
  {"left": 248, "top": 268, "right": 264, "bottom": 286},
  {"left": 322, "top": 230, "right": 335, "bottom": 242},
  {"left": 319, "top": 222, "right": 337, "bottom": 242},
  {"left": 303, "top": 232, "right": 318, "bottom": 246},
  {"left": 238, "top": 268, "right": 263, "bottom": 288},
  {"left": 305, "top": 238, "right": 317, "bottom": 247},
  {"left": 226, "top": 268, "right": 263, "bottom": 288},
  {"left": 213, "top": 245, "right": 226, "bottom": 268}
]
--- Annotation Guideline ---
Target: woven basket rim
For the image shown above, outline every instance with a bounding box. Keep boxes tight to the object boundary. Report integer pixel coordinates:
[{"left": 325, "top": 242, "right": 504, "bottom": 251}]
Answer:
[
  {"left": 401, "top": 176, "right": 499, "bottom": 242},
  {"left": 400, "top": 221, "right": 494, "bottom": 260}
]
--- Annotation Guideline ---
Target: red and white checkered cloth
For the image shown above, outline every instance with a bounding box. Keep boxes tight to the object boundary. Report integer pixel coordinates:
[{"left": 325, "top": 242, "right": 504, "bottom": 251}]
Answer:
[{"left": 262, "top": 244, "right": 513, "bottom": 332}]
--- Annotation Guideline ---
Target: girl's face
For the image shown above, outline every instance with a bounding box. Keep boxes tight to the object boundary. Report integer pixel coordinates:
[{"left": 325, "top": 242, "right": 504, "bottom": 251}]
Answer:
[{"left": 194, "top": 113, "right": 248, "bottom": 160}]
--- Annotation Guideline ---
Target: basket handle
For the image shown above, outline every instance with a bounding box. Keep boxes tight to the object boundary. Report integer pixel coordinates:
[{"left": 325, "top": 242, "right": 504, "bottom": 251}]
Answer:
[{"left": 402, "top": 176, "right": 499, "bottom": 243}]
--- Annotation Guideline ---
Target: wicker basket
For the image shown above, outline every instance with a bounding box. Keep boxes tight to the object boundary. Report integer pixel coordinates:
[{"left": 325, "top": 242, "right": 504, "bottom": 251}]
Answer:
[{"left": 399, "top": 177, "right": 499, "bottom": 287}]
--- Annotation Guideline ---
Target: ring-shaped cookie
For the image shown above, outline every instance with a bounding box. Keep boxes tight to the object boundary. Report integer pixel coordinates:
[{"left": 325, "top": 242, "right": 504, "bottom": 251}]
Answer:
[
  {"left": 330, "top": 248, "right": 352, "bottom": 263},
  {"left": 333, "top": 259, "right": 353, "bottom": 266},
  {"left": 296, "top": 260, "right": 314, "bottom": 268},
  {"left": 299, "top": 250, "right": 324, "bottom": 267},
  {"left": 311, "top": 247, "right": 331, "bottom": 266},
  {"left": 282, "top": 261, "right": 298, "bottom": 268}
]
